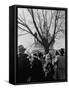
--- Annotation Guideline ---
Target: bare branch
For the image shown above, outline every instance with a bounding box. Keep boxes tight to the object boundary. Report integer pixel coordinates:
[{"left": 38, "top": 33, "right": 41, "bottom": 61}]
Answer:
[
  {"left": 57, "top": 20, "right": 64, "bottom": 30},
  {"left": 55, "top": 29, "right": 64, "bottom": 35},
  {"left": 18, "top": 20, "right": 32, "bottom": 33},
  {"left": 22, "top": 10, "right": 26, "bottom": 23},
  {"left": 55, "top": 12, "right": 65, "bottom": 35},
  {"left": 18, "top": 26, "right": 30, "bottom": 33},
  {"left": 45, "top": 10, "right": 47, "bottom": 23},
  {"left": 18, "top": 18, "right": 43, "bottom": 45},
  {"left": 19, "top": 14, "right": 25, "bottom": 22},
  {"left": 37, "top": 10, "right": 43, "bottom": 35},
  {"left": 18, "top": 10, "right": 43, "bottom": 45},
  {"left": 42, "top": 10, "right": 47, "bottom": 29},
  {"left": 57, "top": 12, "right": 65, "bottom": 19},
  {"left": 48, "top": 10, "right": 65, "bottom": 46},
  {"left": 27, "top": 9, "right": 33, "bottom": 15},
  {"left": 18, "top": 17, "right": 24, "bottom": 24},
  {"left": 48, "top": 11, "right": 58, "bottom": 46},
  {"left": 28, "top": 9, "right": 43, "bottom": 41},
  {"left": 18, "top": 33, "right": 29, "bottom": 36},
  {"left": 48, "top": 11, "right": 53, "bottom": 30},
  {"left": 42, "top": 10, "right": 47, "bottom": 22},
  {"left": 53, "top": 11, "right": 59, "bottom": 34}
]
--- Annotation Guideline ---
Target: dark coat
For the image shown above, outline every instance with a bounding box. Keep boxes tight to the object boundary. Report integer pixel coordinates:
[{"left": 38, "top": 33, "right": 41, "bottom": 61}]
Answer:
[
  {"left": 17, "top": 53, "right": 31, "bottom": 83},
  {"left": 31, "top": 58, "right": 45, "bottom": 82},
  {"left": 57, "top": 55, "right": 65, "bottom": 80}
]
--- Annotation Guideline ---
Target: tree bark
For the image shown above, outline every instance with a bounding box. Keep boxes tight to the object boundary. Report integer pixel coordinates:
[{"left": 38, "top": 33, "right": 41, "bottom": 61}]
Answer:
[
  {"left": 44, "top": 47, "right": 49, "bottom": 54},
  {"left": 42, "top": 38, "right": 49, "bottom": 54}
]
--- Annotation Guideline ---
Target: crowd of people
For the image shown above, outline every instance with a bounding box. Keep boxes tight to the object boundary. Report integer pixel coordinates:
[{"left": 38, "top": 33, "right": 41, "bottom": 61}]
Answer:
[{"left": 16, "top": 45, "right": 65, "bottom": 83}]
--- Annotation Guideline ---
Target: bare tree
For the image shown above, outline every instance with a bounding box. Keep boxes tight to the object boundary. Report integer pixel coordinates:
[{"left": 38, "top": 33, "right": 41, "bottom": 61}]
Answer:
[{"left": 18, "top": 8, "right": 65, "bottom": 54}]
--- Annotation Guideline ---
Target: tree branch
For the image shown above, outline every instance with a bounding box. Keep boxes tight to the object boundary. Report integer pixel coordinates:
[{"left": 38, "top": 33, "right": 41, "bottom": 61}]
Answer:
[
  {"left": 18, "top": 25, "right": 30, "bottom": 33},
  {"left": 18, "top": 20, "right": 33, "bottom": 34},
  {"left": 37, "top": 9, "right": 43, "bottom": 35},
  {"left": 48, "top": 11, "right": 58, "bottom": 46},
  {"left": 42, "top": 10, "right": 48, "bottom": 30},
  {"left": 18, "top": 17, "right": 23, "bottom": 23},
  {"left": 18, "top": 33, "right": 29, "bottom": 36},
  {"left": 18, "top": 18, "right": 43, "bottom": 46},
  {"left": 28, "top": 9, "right": 43, "bottom": 41},
  {"left": 55, "top": 29, "right": 64, "bottom": 35},
  {"left": 48, "top": 11, "right": 53, "bottom": 30}
]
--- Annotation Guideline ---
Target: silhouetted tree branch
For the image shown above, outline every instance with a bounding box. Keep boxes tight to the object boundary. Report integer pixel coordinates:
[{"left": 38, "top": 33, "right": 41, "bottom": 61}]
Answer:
[{"left": 18, "top": 9, "right": 65, "bottom": 54}]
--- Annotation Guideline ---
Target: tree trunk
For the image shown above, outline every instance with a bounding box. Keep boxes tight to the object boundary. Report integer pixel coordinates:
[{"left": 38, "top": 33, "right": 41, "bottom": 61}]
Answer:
[
  {"left": 44, "top": 46, "right": 49, "bottom": 54},
  {"left": 42, "top": 38, "right": 49, "bottom": 54}
]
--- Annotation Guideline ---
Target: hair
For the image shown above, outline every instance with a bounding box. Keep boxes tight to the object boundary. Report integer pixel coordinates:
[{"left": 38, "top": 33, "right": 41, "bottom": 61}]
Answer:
[
  {"left": 60, "top": 48, "right": 64, "bottom": 56},
  {"left": 38, "top": 52, "right": 43, "bottom": 58},
  {"left": 18, "top": 45, "right": 26, "bottom": 54},
  {"left": 56, "top": 50, "right": 59, "bottom": 55}
]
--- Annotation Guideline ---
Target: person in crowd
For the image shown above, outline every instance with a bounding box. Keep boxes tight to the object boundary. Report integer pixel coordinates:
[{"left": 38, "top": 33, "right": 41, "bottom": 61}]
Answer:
[
  {"left": 56, "top": 50, "right": 59, "bottom": 56},
  {"left": 31, "top": 55, "right": 45, "bottom": 82},
  {"left": 17, "top": 45, "right": 31, "bottom": 83},
  {"left": 38, "top": 52, "right": 45, "bottom": 66},
  {"left": 45, "top": 52, "right": 55, "bottom": 81},
  {"left": 57, "top": 48, "right": 65, "bottom": 80}
]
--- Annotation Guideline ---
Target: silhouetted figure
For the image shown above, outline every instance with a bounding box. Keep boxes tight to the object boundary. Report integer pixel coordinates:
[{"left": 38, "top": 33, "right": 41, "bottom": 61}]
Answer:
[
  {"left": 56, "top": 50, "right": 59, "bottom": 55},
  {"left": 31, "top": 57, "right": 45, "bottom": 82},
  {"left": 57, "top": 48, "right": 65, "bottom": 80},
  {"left": 17, "top": 53, "right": 31, "bottom": 83},
  {"left": 38, "top": 52, "right": 43, "bottom": 58},
  {"left": 17, "top": 45, "right": 31, "bottom": 83},
  {"left": 60, "top": 48, "right": 64, "bottom": 56}
]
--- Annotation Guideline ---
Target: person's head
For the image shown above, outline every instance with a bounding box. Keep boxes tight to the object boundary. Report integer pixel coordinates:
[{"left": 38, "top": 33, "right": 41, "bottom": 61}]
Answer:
[
  {"left": 60, "top": 48, "right": 64, "bottom": 56},
  {"left": 56, "top": 50, "right": 59, "bottom": 55},
  {"left": 33, "top": 53, "right": 37, "bottom": 57},
  {"left": 38, "top": 52, "right": 43, "bottom": 59},
  {"left": 18, "top": 45, "right": 26, "bottom": 54}
]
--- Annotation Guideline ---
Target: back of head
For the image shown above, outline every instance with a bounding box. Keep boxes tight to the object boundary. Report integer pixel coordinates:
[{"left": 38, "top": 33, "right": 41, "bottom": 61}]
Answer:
[
  {"left": 60, "top": 48, "right": 64, "bottom": 56},
  {"left": 38, "top": 52, "right": 43, "bottom": 58},
  {"left": 56, "top": 50, "right": 59, "bottom": 55},
  {"left": 18, "top": 45, "right": 26, "bottom": 54}
]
